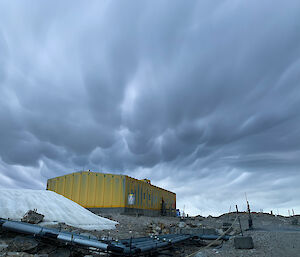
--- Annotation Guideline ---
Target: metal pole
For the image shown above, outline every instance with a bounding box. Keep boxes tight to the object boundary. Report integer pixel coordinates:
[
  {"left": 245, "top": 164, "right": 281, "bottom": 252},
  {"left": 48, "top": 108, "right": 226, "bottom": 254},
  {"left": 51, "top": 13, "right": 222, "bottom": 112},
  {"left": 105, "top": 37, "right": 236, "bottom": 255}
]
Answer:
[
  {"left": 247, "top": 201, "right": 253, "bottom": 230},
  {"left": 235, "top": 205, "right": 243, "bottom": 236}
]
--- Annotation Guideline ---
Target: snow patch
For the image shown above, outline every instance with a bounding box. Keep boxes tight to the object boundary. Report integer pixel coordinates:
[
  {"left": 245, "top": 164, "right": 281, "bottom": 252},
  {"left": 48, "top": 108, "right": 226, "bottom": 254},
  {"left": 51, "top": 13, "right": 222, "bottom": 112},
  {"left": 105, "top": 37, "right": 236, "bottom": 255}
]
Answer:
[{"left": 0, "top": 189, "right": 117, "bottom": 230}]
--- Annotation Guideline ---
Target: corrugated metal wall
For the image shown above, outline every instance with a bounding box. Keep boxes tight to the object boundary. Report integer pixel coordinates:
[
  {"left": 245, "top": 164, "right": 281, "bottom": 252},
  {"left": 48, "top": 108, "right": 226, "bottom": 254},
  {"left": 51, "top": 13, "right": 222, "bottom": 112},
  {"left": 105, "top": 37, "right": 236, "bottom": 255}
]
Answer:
[
  {"left": 47, "top": 171, "right": 176, "bottom": 212},
  {"left": 124, "top": 176, "right": 176, "bottom": 211},
  {"left": 47, "top": 172, "right": 126, "bottom": 208}
]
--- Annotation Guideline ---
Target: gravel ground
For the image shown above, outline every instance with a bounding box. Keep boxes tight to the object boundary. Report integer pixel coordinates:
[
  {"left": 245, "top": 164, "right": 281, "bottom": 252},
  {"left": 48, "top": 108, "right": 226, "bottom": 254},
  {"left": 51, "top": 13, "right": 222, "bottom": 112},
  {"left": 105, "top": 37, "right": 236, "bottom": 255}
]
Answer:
[
  {"left": 96, "top": 214, "right": 180, "bottom": 239},
  {"left": 187, "top": 213, "right": 300, "bottom": 257},
  {"left": 194, "top": 230, "right": 300, "bottom": 257},
  {"left": 91, "top": 213, "right": 300, "bottom": 256},
  {"left": 1, "top": 212, "right": 300, "bottom": 256}
]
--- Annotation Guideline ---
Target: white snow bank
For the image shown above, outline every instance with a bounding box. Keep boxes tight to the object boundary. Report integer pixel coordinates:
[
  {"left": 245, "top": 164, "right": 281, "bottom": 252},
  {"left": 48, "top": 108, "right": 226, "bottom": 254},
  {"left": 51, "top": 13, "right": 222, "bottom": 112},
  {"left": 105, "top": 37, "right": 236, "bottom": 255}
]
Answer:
[{"left": 0, "top": 189, "right": 117, "bottom": 230}]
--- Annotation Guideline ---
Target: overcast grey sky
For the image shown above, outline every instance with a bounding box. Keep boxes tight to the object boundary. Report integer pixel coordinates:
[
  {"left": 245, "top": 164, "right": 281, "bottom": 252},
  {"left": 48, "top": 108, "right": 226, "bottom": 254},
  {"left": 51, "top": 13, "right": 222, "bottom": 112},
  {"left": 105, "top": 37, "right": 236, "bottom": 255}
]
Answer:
[{"left": 0, "top": 0, "right": 300, "bottom": 216}]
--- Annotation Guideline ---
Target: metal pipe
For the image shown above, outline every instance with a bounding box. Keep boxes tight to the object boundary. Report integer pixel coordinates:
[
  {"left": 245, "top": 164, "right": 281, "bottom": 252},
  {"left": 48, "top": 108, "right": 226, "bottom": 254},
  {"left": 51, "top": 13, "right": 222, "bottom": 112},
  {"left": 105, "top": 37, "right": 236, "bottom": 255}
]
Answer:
[
  {"left": 0, "top": 219, "right": 198, "bottom": 255},
  {"left": 2, "top": 220, "right": 43, "bottom": 235},
  {"left": 133, "top": 235, "right": 188, "bottom": 247},
  {"left": 0, "top": 219, "right": 109, "bottom": 251},
  {"left": 72, "top": 237, "right": 109, "bottom": 250},
  {"left": 194, "top": 234, "right": 230, "bottom": 241},
  {"left": 132, "top": 234, "right": 191, "bottom": 253},
  {"left": 169, "top": 235, "right": 191, "bottom": 243},
  {"left": 139, "top": 241, "right": 170, "bottom": 252}
]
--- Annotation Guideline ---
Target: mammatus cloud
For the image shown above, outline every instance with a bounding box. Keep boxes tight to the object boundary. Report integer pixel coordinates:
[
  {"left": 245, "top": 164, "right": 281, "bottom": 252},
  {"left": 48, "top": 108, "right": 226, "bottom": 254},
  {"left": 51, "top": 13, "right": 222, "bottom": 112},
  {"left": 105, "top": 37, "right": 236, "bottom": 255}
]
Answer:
[{"left": 0, "top": 0, "right": 300, "bottom": 215}]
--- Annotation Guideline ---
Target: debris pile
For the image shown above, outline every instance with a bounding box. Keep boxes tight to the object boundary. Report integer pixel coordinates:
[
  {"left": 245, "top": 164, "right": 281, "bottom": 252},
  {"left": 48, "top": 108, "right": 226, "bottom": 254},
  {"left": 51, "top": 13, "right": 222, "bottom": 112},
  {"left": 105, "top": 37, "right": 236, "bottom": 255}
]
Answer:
[{"left": 146, "top": 222, "right": 170, "bottom": 235}]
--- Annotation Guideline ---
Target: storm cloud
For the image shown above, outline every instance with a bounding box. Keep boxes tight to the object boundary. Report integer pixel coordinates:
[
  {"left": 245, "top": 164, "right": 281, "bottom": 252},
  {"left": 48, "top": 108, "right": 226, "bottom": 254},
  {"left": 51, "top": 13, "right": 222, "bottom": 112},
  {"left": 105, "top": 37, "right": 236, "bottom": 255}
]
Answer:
[{"left": 0, "top": 0, "right": 300, "bottom": 215}]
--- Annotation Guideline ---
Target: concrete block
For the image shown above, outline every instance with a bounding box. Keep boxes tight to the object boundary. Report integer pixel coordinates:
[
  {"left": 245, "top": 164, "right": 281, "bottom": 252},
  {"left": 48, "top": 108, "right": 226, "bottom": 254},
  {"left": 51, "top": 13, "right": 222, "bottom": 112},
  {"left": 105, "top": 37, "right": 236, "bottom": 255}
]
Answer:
[{"left": 234, "top": 236, "right": 254, "bottom": 249}]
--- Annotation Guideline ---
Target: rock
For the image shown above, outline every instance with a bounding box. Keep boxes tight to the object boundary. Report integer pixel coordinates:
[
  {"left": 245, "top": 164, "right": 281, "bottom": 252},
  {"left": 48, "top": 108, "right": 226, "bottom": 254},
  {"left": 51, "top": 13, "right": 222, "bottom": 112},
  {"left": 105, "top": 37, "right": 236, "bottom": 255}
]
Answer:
[
  {"left": 70, "top": 229, "right": 81, "bottom": 234},
  {"left": 21, "top": 210, "right": 44, "bottom": 224},
  {"left": 145, "top": 223, "right": 170, "bottom": 235},
  {"left": 37, "top": 244, "right": 56, "bottom": 254},
  {"left": 194, "top": 252, "right": 207, "bottom": 257},
  {"left": 48, "top": 248, "right": 70, "bottom": 257},
  {"left": 0, "top": 243, "right": 8, "bottom": 252},
  {"left": 162, "top": 228, "right": 169, "bottom": 234},
  {"left": 234, "top": 236, "right": 254, "bottom": 249},
  {"left": 155, "top": 226, "right": 161, "bottom": 232},
  {"left": 8, "top": 236, "right": 39, "bottom": 252},
  {"left": 169, "top": 227, "right": 180, "bottom": 234},
  {"left": 178, "top": 222, "right": 186, "bottom": 228},
  {"left": 5, "top": 253, "right": 34, "bottom": 257},
  {"left": 216, "top": 228, "right": 223, "bottom": 235},
  {"left": 291, "top": 218, "right": 298, "bottom": 225}
]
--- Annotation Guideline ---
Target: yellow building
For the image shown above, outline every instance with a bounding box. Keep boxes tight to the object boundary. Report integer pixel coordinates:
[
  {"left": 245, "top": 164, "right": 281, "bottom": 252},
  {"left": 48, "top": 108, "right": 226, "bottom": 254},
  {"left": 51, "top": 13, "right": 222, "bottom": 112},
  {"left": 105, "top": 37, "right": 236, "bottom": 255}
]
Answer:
[{"left": 47, "top": 171, "right": 176, "bottom": 216}]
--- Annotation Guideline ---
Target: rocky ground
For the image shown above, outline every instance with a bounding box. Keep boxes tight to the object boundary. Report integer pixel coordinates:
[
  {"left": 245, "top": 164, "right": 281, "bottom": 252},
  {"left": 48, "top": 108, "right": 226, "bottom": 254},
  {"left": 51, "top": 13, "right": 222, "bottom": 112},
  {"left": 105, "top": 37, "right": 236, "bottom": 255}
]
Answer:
[
  {"left": 192, "top": 213, "right": 300, "bottom": 257},
  {"left": 0, "top": 212, "right": 300, "bottom": 256}
]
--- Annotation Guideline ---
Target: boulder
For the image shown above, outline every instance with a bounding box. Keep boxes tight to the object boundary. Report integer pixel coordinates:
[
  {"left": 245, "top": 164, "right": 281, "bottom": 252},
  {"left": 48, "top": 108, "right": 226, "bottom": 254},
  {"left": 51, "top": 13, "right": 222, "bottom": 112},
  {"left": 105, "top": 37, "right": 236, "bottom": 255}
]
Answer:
[
  {"left": 48, "top": 248, "right": 70, "bottom": 257},
  {"left": 21, "top": 210, "right": 44, "bottom": 224},
  {"left": 36, "top": 244, "right": 56, "bottom": 255},
  {"left": 8, "top": 236, "right": 38, "bottom": 252}
]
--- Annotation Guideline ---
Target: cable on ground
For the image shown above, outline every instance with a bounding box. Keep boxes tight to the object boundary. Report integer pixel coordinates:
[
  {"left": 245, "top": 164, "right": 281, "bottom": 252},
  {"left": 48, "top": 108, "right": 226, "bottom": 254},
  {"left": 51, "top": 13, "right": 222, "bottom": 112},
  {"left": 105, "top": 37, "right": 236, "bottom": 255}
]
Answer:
[{"left": 186, "top": 215, "right": 239, "bottom": 257}]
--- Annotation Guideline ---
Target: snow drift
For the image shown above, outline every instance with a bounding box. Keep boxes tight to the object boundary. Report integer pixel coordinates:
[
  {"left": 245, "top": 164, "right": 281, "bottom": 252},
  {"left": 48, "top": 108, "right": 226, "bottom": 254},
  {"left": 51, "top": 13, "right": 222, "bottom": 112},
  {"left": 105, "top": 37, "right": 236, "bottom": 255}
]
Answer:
[{"left": 0, "top": 189, "right": 117, "bottom": 230}]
